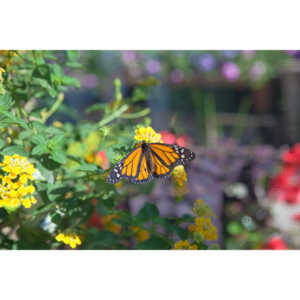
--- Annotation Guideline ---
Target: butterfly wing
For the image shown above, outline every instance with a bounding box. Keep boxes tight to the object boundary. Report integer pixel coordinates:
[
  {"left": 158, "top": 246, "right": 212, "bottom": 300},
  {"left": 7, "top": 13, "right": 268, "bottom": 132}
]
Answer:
[
  {"left": 106, "top": 145, "right": 152, "bottom": 184},
  {"left": 149, "top": 143, "right": 195, "bottom": 178}
]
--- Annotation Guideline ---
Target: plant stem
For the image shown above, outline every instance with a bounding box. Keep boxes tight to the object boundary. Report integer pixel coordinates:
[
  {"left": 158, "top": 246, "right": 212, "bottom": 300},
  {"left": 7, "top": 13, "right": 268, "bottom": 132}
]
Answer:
[{"left": 41, "top": 93, "right": 64, "bottom": 124}]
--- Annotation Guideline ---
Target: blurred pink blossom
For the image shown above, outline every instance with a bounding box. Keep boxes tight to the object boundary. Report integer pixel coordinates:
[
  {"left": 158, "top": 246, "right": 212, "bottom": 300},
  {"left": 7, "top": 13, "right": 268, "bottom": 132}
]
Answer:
[
  {"left": 146, "top": 59, "right": 161, "bottom": 74},
  {"left": 249, "top": 61, "right": 266, "bottom": 81},
  {"left": 221, "top": 62, "right": 240, "bottom": 81},
  {"left": 121, "top": 51, "right": 137, "bottom": 63}
]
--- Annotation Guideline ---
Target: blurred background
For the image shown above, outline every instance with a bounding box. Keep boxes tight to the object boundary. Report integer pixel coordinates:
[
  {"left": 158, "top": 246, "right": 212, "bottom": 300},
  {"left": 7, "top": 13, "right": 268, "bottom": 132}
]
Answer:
[{"left": 62, "top": 50, "right": 300, "bottom": 249}]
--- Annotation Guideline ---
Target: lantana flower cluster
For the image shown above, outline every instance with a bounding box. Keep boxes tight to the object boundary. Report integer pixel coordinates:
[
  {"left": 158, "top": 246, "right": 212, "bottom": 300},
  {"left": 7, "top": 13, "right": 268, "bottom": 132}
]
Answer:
[
  {"left": 0, "top": 154, "right": 37, "bottom": 209},
  {"left": 268, "top": 143, "right": 300, "bottom": 204},
  {"left": 173, "top": 240, "right": 198, "bottom": 250},
  {"left": 135, "top": 126, "right": 162, "bottom": 143},
  {"left": 188, "top": 199, "right": 218, "bottom": 241},
  {"left": 55, "top": 232, "right": 82, "bottom": 249}
]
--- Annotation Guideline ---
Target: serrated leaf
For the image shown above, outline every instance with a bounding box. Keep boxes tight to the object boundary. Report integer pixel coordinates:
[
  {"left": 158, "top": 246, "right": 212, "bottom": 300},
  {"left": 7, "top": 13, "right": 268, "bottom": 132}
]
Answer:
[
  {"left": 2, "top": 145, "right": 28, "bottom": 156},
  {"left": 32, "top": 144, "right": 48, "bottom": 155},
  {"left": 31, "top": 134, "right": 48, "bottom": 145},
  {"left": 50, "top": 151, "right": 67, "bottom": 164}
]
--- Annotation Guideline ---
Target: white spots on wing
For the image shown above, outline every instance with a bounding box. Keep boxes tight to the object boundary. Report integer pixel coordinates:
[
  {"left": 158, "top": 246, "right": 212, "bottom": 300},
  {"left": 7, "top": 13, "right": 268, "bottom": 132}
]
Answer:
[
  {"left": 180, "top": 149, "right": 184, "bottom": 153},
  {"left": 181, "top": 155, "right": 185, "bottom": 158},
  {"left": 116, "top": 173, "right": 120, "bottom": 178}
]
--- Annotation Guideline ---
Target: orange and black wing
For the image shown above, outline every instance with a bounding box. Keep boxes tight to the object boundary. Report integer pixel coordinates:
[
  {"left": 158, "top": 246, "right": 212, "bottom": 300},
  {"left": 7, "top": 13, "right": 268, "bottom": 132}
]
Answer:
[
  {"left": 149, "top": 143, "right": 195, "bottom": 178},
  {"left": 106, "top": 145, "right": 152, "bottom": 184}
]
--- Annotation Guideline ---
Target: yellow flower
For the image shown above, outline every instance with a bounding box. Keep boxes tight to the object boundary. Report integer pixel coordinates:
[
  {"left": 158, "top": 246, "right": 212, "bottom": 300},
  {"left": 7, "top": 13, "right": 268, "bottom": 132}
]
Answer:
[
  {"left": 55, "top": 232, "right": 82, "bottom": 249},
  {"left": 134, "top": 126, "right": 162, "bottom": 143},
  {"left": 101, "top": 214, "right": 122, "bottom": 234},
  {"left": 52, "top": 121, "right": 63, "bottom": 128},
  {"left": 193, "top": 199, "right": 216, "bottom": 219},
  {"left": 171, "top": 165, "right": 189, "bottom": 197},
  {"left": 173, "top": 240, "right": 198, "bottom": 250},
  {"left": 172, "top": 165, "right": 187, "bottom": 187},
  {"left": 192, "top": 217, "right": 218, "bottom": 241},
  {"left": 130, "top": 226, "right": 150, "bottom": 242},
  {"left": 0, "top": 154, "right": 35, "bottom": 178},
  {"left": 0, "top": 154, "right": 37, "bottom": 209}
]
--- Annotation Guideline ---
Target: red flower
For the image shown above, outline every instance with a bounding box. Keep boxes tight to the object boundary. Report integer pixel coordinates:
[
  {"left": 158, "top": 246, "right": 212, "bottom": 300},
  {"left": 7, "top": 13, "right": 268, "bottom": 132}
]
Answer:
[
  {"left": 95, "top": 150, "right": 110, "bottom": 170},
  {"left": 176, "top": 134, "right": 190, "bottom": 147},
  {"left": 161, "top": 130, "right": 176, "bottom": 144},
  {"left": 160, "top": 131, "right": 190, "bottom": 147},
  {"left": 282, "top": 143, "right": 300, "bottom": 166},
  {"left": 262, "top": 236, "right": 288, "bottom": 250},
  {"left": 269, "top": 166, "right": 300, "bottom": 204}
]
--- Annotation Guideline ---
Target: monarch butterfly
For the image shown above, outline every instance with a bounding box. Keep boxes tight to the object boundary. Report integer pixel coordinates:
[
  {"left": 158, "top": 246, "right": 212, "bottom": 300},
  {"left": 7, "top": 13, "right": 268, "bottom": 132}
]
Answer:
[{"left": 106, "top": 141, "right": 195, "bottom": 184}]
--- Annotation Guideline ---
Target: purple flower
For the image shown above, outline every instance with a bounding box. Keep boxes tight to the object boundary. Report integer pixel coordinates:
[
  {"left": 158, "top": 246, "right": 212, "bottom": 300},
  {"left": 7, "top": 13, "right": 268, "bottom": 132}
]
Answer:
[
  {"left": 121, "top": 51, "right": 137, "bottom": 63},
  {"left": 198, "top": 53, "right": 216, "bottom": 71},
  {"left": 146, "top": 59, "right": 161, "bottom": 74},
  {"left": 170, "top": 69, "right": 184, "bottom": 84},
  {"left": 285, "top": 50, "right": 300, "bottom": 59},
  {"left": 249, "top": 61, "right": 266, "bottom": 81},
  {"left": 221, "top": 50, "right": 239, "bottom": 59},
  {"left": 221, "top": 62, "right": 240, "bottom": 81}
]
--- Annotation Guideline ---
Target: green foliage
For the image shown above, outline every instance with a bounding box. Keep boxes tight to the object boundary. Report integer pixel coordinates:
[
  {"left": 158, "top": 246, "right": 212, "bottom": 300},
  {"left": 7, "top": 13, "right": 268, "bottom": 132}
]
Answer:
[{"left": 0, "top": 50, "right": 212, "bottom": 250}]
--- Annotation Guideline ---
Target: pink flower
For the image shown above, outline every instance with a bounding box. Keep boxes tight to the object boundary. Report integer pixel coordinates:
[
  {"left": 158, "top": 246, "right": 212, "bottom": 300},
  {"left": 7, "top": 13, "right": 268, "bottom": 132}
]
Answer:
[
  {"left": 146, "top": 59, "right": 161, "bottom": 74},
  {"left": 249, "top": 61, "right": 266, "bottom": 81},
  {"left": 221, "top": 62, "right": 240, "bottom": 81},
  {"left": 161, "top": 131, "right": 176, "bottom": 144},
  {"left": 95, "top": 150, "right": 110, "bottom": 170}
]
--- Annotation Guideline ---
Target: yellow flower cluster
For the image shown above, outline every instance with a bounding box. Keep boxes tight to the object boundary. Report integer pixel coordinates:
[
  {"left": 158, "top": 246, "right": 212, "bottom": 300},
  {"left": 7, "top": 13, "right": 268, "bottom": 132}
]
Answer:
[
  {"left": 0, "top": 50, "right": 18, "bottom": 67},
  {"left": 102, "top": 214, "right": 122, "bottom": 234},
  {"left": 172, "top": 165, "right": 189, "bottom": 197},
  {"left": 173, "top": 240, "right": 198, "bottom": 250},
  {"left": 56, "top": 232, "right": 82, "bottom": 249},
  {"left": 0, "top": 154, "right": 37, "bottom": 209},
  {"left": 189, "top": 217, "right": 218, "bottom": 241},
  {"left": 130, "top": 226, "right": 150, "bottom": 242},
  {"left": 134, "top": 126, "right": 162, "bottom": 143}
]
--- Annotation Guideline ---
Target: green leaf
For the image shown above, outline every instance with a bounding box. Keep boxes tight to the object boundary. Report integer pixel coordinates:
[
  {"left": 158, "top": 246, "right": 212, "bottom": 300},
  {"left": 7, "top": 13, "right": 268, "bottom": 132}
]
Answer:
[
  {"left": 136, "top": 203, "right": 159, "bottom": 222},
  {"left": 76, "top": 163, "right": 98, "bottom": 172},
  {"left": 50, "top": 151, "right": 67, "bottom": 164},
  {"left": 0, "top": 139, "right": 5, "bottom": 149},
  {"left": 135, "top": 236, "right": 170, "bottom": 250},
  {"left": 32, "top": 144, "right": 48, "bottom": 156},
  {"left": 31, "top": 134, "right": 48, "bottom": 145},
  {"left": 0, "top": 93, "right": 13, "bottom": 110},
  {"left": 66, "top": 61, "right": 82, "bottom": 68},
  {"left": 85, "top": 103, "right": 107, "bottom": 113},
  {"left": 62, "top": 76, "right": 80, "bottom": 88},
  {"left": 32, "top": 78, "right": 52, "bottom": 89},
  {"left": 2, "top": 145, "right": 28, "bottom": 156}
]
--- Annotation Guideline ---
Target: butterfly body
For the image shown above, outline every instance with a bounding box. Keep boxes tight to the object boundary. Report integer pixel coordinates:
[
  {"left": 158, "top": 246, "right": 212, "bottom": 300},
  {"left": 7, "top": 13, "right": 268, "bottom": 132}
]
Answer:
[{"left": 107, "top": 141, "right": 195, "bottom": 184}]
